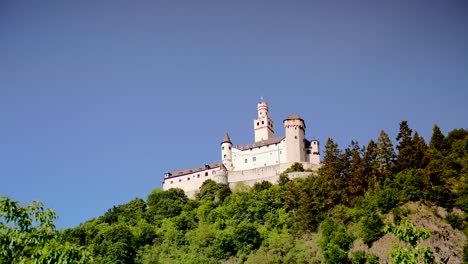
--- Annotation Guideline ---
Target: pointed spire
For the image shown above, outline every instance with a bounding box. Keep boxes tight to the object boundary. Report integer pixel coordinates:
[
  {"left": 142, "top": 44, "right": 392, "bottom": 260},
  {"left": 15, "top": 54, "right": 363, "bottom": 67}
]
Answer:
[{"left": 222, "top": 133, "right": 231, "bottom": 144}]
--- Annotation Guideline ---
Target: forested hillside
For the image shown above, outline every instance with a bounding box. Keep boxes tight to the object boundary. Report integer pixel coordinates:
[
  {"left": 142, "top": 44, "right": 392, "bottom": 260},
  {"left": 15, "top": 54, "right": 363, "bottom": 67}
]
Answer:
[{"left": 24, "top": 121, "right": 468, "bottom": 263}]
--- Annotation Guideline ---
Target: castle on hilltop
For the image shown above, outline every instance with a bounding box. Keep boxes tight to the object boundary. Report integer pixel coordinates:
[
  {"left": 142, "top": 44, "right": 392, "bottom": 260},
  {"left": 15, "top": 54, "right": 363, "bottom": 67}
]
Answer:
[{"left": 162, "top": 100, "right": 321, "bottom": 197}]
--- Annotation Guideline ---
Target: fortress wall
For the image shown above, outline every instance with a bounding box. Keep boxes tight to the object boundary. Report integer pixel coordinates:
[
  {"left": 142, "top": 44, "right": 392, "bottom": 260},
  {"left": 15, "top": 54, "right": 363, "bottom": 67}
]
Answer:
[
  {"left": 163, "top": 162, "right": 321, "bottom": 198},
  {"left": 227, "top": 162, "right": 319, "bottom": 188},
  {"left": 163, "top": 167, "right": 227, "bottom": 198}
]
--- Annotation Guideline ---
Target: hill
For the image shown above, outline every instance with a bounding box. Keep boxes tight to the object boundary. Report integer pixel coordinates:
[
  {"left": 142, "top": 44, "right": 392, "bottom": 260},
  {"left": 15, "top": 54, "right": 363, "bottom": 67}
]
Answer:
[{"left": 56, "top": 122, "right": 468, "bottom": 263}]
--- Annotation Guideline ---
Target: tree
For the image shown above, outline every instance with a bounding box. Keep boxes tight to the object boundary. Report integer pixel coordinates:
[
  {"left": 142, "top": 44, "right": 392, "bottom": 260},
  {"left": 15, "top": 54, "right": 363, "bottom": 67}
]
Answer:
[
  {"left": 396, "top": 120, "right": 414, "bottom": 170},
  {"left": 345, "top": 141, "right": 367, "bottom": 205},
  {"left": 364, "top": 139, "right": 380, "bottom": 188},
  {"left": 0, "top": 196, "right": 91, "bottom": 263},
  {"left": 412, "top": 132, "right": 428, "bottom": 169},
  {"left": 385, "top": 219, "right": 435, "bottom": 264},
  {"left": 196, "top": 179, "right": 231, "bottom": 203},
  {"left": 376, "top": 130, "right": 396, "bottom": 178},
  {"left": 233, "top": 223, "right": 262, "bottom": 255},
  {"left": 319, "top": 138, "right": 347, "bottom": 208},
  {"left": 430, "top": 125, "right": 448, "bottom": 152}
]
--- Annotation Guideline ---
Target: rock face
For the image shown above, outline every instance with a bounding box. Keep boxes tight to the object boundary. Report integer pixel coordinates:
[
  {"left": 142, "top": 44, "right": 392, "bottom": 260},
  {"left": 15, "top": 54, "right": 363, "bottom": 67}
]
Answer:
[
  {"left": 350, "top": 202, "right": 467, "bottom": 264},
  {"left": 409, "top": 203, "right": 466, "bottom": 264}
]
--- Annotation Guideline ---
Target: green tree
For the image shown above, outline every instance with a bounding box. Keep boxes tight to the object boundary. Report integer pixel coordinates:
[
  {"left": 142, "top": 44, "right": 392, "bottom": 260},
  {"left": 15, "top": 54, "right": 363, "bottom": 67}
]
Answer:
[
  {"left": 396, "top": 120, "right": 414, "bottom": 170},
  {"left": 385, "top": 219, "right": 435, "bottom": 264},
  {"left": 363, "top": 139, "right": 380, "bottom": 188},
  {"left": 233, "top": 223, "right": 262, "bottom": 255},
  {"left": 196, "top": 179, "right": 231, "bottom": 203},
  {"left": 0, "top": 196, "right": 91, "bottom": 263},
  {"left": 429, "top": 125, "right": 448, "bottom": 152},
  {"left": 376, "top": 130, "right": 396, "bottom": 178},
  {"left": 319, "top": 138, "right": 347, "bottom": 208},
  {"left": 146, "top": 188, "right": 188, "bottom": 222}
]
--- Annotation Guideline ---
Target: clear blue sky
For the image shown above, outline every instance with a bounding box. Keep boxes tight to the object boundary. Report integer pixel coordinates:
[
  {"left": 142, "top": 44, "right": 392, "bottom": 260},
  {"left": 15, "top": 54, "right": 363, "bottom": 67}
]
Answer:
[{"left": 1, "top": 0, "right": 467, "bottom": 228}]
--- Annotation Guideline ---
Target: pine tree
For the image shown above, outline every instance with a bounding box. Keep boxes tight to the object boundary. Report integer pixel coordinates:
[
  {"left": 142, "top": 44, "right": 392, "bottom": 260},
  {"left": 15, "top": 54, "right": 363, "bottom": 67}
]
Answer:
[
  {"left": 412, "top": 132, "right": 428, "bottom": 169},
  {"left": 363, "top": 139, "right": 380, "bottom": 188},
  {"left": 396, "top": 120, "right": 414, "bottom": 171},
  {"left": 346, "top": 141, "right": 366, "bottom": 204},
  {"left": 429, "top": 125, "right": 448, "bottom": 153},
  {"left": 377, "top": 130, "right": 396, "bottom": 170},
  {"left": 319, "top": 138, "right": 347, "bottom": 208}
]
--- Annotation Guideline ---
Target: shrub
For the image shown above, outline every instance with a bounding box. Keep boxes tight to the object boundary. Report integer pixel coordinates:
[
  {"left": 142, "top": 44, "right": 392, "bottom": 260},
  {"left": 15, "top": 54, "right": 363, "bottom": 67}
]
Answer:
[{"left": 446, "top": 213, "right": 464, "bottom": 230}]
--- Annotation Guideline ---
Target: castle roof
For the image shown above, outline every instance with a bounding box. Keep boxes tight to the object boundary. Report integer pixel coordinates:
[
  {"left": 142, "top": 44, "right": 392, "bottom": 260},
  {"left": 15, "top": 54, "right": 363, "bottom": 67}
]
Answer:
[
  {"left": 236, "top": 136, "right": 285, "bottom": 151},
  {"left": 167, "top": 162, "right": 225, "bottom": 178},
  {"left": 221, "top": 133, "right": 231, "bottom": 144},
  {"left": 284, "top": 114, "right": 304, "bottom": 122}
]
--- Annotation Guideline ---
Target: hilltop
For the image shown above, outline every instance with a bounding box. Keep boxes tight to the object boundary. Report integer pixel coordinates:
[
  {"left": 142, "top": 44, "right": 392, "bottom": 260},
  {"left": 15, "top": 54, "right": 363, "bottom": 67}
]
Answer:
[
  {"left": 3, "top": 121, "right": 466, "bottom": 263},
  {"left": 56, "top": 121, "right": 467, "bottom": 263}
]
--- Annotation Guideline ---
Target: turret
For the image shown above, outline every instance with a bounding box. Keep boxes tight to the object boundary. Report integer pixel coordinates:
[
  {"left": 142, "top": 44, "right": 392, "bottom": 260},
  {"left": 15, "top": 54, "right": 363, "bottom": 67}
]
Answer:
[
  {"left": 254, "top": 100, "right": 275, "bottom": 142},
  {"left": 308, "top": 139, "right": 320, "bottom": 164},
  {"left": 221, "top": 133, "right": 233, "bottom": 171},
  {"left": 284, "top": 114, "right": 306, "bottom": 163}
]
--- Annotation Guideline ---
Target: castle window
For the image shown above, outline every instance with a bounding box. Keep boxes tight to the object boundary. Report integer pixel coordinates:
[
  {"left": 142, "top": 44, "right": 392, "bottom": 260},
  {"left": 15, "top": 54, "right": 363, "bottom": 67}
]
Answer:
[
  {"left": 179, "top": 179, "right": 181, "bottom": 182},
  {"left": 314, "top": 142, "right": 316, "bottom": 145},
  {"left": 197, "top": 175, "right": 200, "bottom": 178},
  {"left": 262, "top": 121, "right": 264, "bottom": 124},
  {"left": 295, "top": 136, "right": 297, "bottom": 139},
  {"left": 307, "top": 150, "right": 312, "bottom": 154},
  {"left": 257, "top": 122, "right": 259, "bottom": 126},
  {"left": 170, "top": 181, "right": 173, "bottom": 184},
  {"left": 229, "top": 146, "right": 231, "bottom": 150},
  {"left": 205, "top": 172, "right": 208, "bottom": 176},
  {"left": 187, "top": 177, "right": 190, "bottom": 181},
  {"left": 253, "top": 157, "right": 256, "bottom": 162},
  {"left": 223, "top": 154, "right": 227, "bottom": 158},
  {"left": 222, "top": 146, "right": 224, "bottom": 150},
  {"left": 245, "top": 159, "right": 248, "bottom": 163}
]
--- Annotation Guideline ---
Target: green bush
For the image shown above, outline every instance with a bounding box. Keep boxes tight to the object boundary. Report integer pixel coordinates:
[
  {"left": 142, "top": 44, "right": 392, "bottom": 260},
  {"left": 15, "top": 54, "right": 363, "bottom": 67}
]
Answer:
[
  {"left": 361, "top": 212, "right": 384, "bottom": 246},
  {"left": 323, "top": 243, "right": 348, "bottom": 264},
  {"left": 351, "top": 250, "right": 366, "bottom": 264},
  {"left": 446, "top": 213, "right": 464, "bottom": 230}
]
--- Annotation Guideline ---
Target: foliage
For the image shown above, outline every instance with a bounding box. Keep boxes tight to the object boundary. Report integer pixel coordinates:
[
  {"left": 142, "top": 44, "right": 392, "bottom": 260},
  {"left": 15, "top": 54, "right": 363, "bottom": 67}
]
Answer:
[
  {"left": 385, "top": 219, "right": 435, "bottom": 264},
  {"left": 445, "top": 213, "right": 465, "bottom": 230},
  {"left": 0, "top": 196, "right": 91, "bottom": 263},
  {"left": 56, "top": 122, "right": 467, "bottom": 263}
]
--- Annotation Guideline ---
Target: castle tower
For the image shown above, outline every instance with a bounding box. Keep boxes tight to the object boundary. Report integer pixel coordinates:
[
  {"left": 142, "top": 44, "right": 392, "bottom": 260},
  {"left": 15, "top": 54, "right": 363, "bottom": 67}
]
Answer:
[
  {"left": 254, "top": 100, "right": 275, "bottom": 142},
  {"left": 284, "top": 114, "right": 306, "bottom": 163},
  {"left": 221, "top": 133, "right": 233, "bottom": 171},
  {"left": 309, "top": 139, "right": 320, "bottom": 164}
]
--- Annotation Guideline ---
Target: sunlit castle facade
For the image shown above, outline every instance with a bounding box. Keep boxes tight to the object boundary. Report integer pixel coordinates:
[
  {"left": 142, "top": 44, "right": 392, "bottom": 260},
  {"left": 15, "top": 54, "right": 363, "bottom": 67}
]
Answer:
[{"left": 162, "top": 100, "right": 321, "bottom": 198}]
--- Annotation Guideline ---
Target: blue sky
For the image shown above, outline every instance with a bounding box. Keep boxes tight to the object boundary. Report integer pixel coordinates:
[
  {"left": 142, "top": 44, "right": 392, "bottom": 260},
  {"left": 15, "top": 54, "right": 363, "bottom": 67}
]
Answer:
[{"left": 1, "top": 0, "right": 467, "bottom": 228}]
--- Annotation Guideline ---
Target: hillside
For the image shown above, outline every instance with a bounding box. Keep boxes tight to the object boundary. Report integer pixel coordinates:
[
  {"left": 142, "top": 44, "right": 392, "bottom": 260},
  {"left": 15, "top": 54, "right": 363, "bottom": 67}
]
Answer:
[{"left": 57, "top": 122, "right": 468, "bottom": 263}]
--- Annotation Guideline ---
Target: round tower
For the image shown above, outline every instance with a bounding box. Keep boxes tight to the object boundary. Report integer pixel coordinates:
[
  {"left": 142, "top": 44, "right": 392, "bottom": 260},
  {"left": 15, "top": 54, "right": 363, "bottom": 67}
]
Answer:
[
  {"left": 221, "top": 133, "right": 233, "bottom": 171},
  {"left": 309, "top": 139, "right": 320, "bottom": 164},
  {"left": 254, "top": 100, "right": 275, "bottom": 142},
  {"left": 283, "top": 114, "right": 306, "bottom": 163}
]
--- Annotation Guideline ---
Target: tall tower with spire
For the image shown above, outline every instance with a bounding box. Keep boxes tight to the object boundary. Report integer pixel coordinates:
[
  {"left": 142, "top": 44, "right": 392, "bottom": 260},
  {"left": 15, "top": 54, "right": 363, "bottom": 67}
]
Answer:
[
  {"left": 221, "top": 133, "right": 233, "bottom": 171},
  {"left": 254, "top": 100, "right": 275, "bottom": 142}
]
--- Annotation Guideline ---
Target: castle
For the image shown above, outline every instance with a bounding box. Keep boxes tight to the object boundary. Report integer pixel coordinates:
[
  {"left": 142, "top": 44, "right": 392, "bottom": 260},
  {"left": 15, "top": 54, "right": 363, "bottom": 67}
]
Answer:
[{"left": 162, "top": 100, "right": 321, "bottom": 197}]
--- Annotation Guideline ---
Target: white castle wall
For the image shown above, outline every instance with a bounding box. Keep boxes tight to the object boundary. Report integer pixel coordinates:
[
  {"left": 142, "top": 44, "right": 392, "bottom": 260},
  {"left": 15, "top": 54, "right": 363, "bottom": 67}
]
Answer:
[
  {"left": 227, "top": 162, "right": 320, "bottom": 188},
  {"left": 231, "top": 140, "right": 287, "bottom": 171},
  {"left": 163, "top": 167, "right": 227, "bottom": 198}
]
